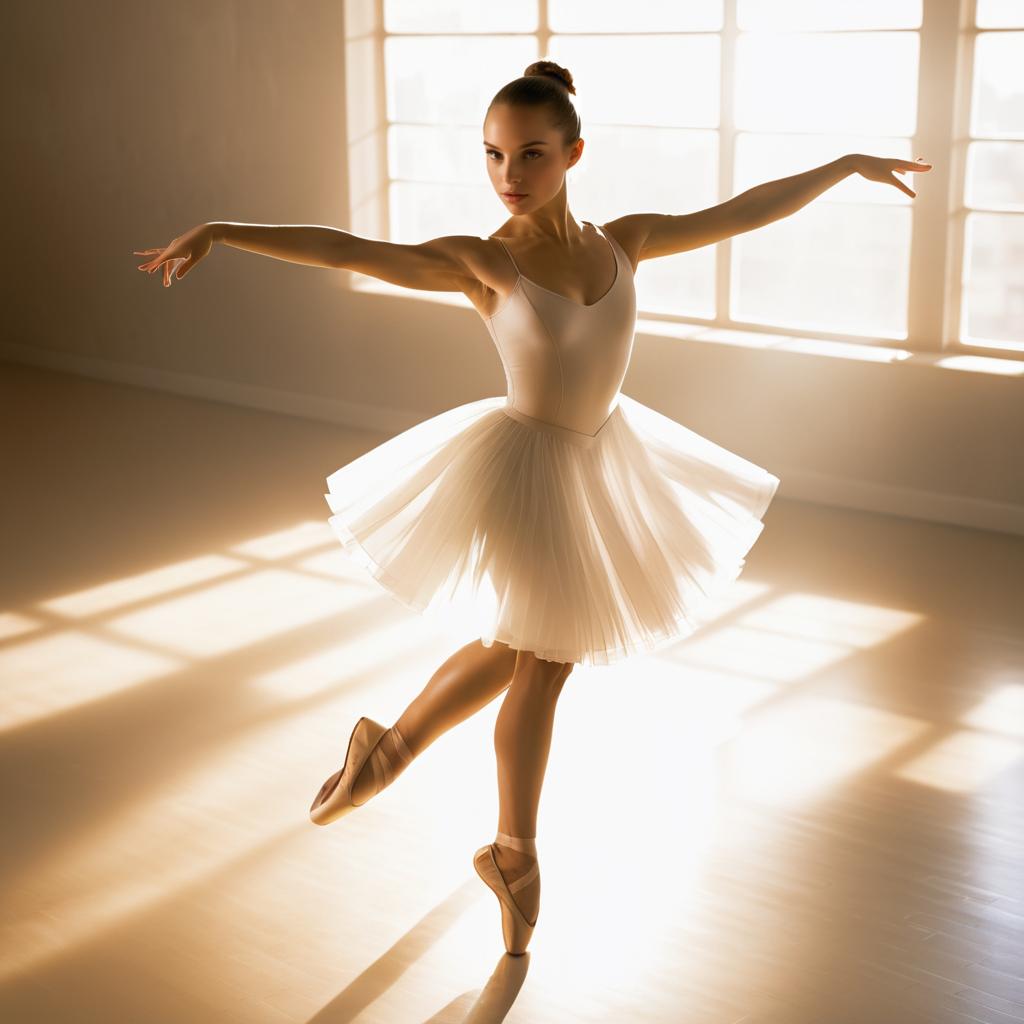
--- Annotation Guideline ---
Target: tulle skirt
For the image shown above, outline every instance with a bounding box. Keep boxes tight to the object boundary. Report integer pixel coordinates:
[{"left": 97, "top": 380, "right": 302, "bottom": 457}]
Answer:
[{"left": 324, "top": 394, "right": 780, "bottom": 667}]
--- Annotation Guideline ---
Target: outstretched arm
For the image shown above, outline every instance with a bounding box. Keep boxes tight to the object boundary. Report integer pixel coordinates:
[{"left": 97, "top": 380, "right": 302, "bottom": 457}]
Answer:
[
  {"left": 213, "top": 222, "right": 351, "bottom": 268},
  {"left": 608, "top": 153, "right": 933, "bottom": 263},
  {"left": 136, "top": 222, "right": 487, "bottom": 293},
  {"left": 134, "top": 222, "right": 347, "bottom": 287},
  {"left": 736, "top": 153, "right": 932, "bottom": 230}
]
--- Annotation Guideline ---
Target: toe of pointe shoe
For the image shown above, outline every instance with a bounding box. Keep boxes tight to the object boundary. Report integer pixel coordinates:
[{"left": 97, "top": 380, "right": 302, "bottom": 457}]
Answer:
[
  {"left": 309, "top": 716, "right": 388, "bottom": 826},
  {"left": 473, "top": 844, "right": 537, "bottom": 955}
]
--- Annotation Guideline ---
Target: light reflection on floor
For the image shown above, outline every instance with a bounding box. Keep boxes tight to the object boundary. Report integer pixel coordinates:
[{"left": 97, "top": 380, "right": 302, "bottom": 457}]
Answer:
[{"left": 3, "top": 366, "right": 1022, "bottom": 1024}]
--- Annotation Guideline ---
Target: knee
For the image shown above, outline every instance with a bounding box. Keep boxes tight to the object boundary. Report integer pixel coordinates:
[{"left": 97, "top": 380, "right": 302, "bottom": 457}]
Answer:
[{"left": 514, "top": 651, "right": 575, "bottom": 691}]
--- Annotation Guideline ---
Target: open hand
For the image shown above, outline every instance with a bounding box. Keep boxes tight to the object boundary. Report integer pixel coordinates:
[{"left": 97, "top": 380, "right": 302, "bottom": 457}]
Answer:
[
  {"left": 850, "top": 155, "right": 933, "bottom": 198},
  {"left": 134, "top": 223, "right": 215, "bottom": 288}
]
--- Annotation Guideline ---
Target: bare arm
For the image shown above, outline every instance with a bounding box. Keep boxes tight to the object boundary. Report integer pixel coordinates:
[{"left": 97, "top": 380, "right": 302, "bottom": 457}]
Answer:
[
  {"left": 730, "top": 154, "right": 856, "bottom": 232},
  {"left": 214, "top": 223, "right": 482, "bottom": 291},
  {"left": 137, "top": 222, "right": 487, "bottom": 293},
  {"left": 334, "top": 232, "right": 486, "bottom": 293},
  {"left": 607, "top": 153, "right": 932, "bottom": 264},
  {"left": 212, "top": 222, "right": 349, "bottom": 269},
  {"left": 739, "top": 153, "right": 932, "bottom": 227}
]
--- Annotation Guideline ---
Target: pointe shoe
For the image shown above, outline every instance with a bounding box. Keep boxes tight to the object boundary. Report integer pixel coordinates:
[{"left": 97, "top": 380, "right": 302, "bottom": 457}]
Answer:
[
  {"left": 309, "top": 716, "right": 414, "bottom": 826},
  {"left": 473, "top": 831, "right": 539, "bottom": 955}
]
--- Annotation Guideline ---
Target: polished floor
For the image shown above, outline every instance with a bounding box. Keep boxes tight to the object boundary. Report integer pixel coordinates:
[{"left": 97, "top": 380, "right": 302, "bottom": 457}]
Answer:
[{"left": 2, "top": 361, "right": 1022, "bottom": 1024}]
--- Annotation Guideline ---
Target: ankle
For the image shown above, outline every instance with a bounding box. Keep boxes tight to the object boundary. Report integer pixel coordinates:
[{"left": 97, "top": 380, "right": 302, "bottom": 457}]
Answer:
[
  {"left": 495, "top": 830, "right": 537, "bottom": 858},
  {"left": 494, "top": 845, "right": 535, "bottom": 867},
  {"left": 388, "top": 722, "right": 418, "bottom": 761}
]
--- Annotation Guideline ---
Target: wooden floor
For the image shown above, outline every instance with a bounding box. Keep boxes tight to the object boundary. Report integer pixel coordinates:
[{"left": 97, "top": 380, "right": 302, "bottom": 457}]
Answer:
[{"left": 2, "top": 361, "right": 1022, "bottom": 1024}]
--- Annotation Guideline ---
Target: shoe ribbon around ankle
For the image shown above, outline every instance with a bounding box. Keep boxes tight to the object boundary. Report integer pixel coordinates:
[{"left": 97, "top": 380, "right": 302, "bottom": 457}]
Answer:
[
  {"left": 309, "top": 717, "right": 410, "bottom": 826},
  {"left": 363, "top": 724, "right": 414, "bottom": 795},
  {"left": 473, "top": 832, "right": 540, "bottom": 954}
]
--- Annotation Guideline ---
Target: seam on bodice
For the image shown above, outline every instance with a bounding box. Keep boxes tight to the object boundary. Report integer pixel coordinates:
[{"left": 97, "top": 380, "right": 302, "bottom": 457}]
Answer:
[{"left": 517, "top": 281, "right": 565, "bottom": 422}]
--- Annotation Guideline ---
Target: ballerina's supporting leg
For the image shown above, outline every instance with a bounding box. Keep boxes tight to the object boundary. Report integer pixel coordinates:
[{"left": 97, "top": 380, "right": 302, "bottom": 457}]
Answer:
[
  {"left": 349, "top": 638, "right": 519, "bottom": 805},
  {"left": 490, "top": 651, "right": 574, "bottom": 931}
]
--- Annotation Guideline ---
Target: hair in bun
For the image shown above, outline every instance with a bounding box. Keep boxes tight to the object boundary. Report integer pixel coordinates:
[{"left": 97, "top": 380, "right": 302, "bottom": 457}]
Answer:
[
  {"left": 487, "top": 59, "right": 582, "bottom": 146},
  {"left": 524, "top": 60, "right": 576, "bottom": 96}
]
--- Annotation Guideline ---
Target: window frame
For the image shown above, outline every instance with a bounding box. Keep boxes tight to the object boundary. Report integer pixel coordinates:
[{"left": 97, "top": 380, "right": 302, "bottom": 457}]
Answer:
[{"left": 347, "top": 0, "right": 1022, "bottom": 363}]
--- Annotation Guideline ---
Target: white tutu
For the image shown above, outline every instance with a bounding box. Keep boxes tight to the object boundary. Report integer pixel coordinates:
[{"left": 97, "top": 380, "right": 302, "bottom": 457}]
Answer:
[{"left": 324, "top": 393, "right": 779, "bottom": 667}]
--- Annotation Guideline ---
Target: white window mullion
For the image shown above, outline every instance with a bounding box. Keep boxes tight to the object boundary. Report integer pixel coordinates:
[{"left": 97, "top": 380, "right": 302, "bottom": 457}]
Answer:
[
  {"left": 375, "top": 0, "right": 390, "bottom": 241},
  {"left": 718, "top": 0, "right": 740, "bottom": 327},
  {"left": 910, "top": 0, "right": 971, "bottom": 353}
]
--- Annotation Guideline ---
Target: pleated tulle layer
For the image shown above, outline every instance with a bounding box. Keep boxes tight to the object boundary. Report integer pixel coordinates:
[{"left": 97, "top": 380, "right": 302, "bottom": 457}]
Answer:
[{"left": 324, "top": 394, "right": 780, "bottom": 667}]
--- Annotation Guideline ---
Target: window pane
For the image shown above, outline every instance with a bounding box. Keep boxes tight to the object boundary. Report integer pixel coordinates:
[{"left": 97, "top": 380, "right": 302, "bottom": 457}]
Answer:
[
  {"left": 962, "top": 212, "right": 1024, "bottom": 346},
  {"left": 977, "top": 0, "right": 1024, "bottom": 28},
  {"left": 550, "top": 0, "right": 722, "bottom": 32},
  {"left": 738, "top": 0, "right": 921, "bottom": 30},
  {"left": 385, "top": 36, "right": 537, "bottom": 124},
  {"left": 736, "top": 32, "right": 918, "bottom": 136},
  {"left": 637, "top": 248, "right": 716, "bottom": 319},
  {"left": 971, "top": 32, "right": 1024, "bottom": 137},
  {"left": 384, "top": 0, "right": 536, "bottom": 33},
  {"left": 390, "top": 181, "right": 495, "bottom": 243},
  {"left": 733, "top": 204, "right": 912, "bottom": 336},
  {"left": 735, "top": 133, "right": 914, "bottom": 205},
  {"left": 570, "top": 125, "right": 717, "bottom": 220},
  {"left": 349, "top": 131, "right": 384, "bottom": 212},
  {"left": 548, "top": 34, "right": 719, "bottom": 127},
  {"left": 966, "top": 141, "right": 1024, "bottom": 209},
  {"left": 389, "top": 124, "right": 485, "bottom": 184}
]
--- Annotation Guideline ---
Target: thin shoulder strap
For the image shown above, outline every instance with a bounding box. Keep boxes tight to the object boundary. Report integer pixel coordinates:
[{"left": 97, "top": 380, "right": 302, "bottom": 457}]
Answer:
[
  {"left": 491, "top": 236, "right": 522, "bottom": 277},
  {"left": 586, "top": 220, "right": 620, "bottom": 266}
]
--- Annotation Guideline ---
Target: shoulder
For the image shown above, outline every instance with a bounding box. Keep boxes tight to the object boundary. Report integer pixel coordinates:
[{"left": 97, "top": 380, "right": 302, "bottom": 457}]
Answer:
[
  {"left": 420, "top": 234, "right": 516, "bottom": 286},
  {"left": 437, "top": 233, "right": 512, "bottom": 267},
  {"left": 596, "top": 215, "right": 651, "bottom": 272},
  {"left": 432, "top": 234, "right": 518, "bottom": 320}
]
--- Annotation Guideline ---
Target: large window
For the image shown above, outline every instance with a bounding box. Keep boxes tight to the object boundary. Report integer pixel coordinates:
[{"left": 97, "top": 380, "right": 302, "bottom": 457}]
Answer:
[{"left": 345, "top": 0, "right": 1022, "bottom": 360}]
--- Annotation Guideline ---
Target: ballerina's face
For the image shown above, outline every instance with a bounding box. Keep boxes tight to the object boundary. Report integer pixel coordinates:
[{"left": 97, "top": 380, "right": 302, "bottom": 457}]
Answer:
[{"left": 482, "top": 103, "right": 583, "bottom": 213}]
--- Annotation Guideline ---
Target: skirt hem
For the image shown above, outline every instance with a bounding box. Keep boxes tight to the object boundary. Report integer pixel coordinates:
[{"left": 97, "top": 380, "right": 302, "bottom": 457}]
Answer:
[{"left": 323, "top": 393, "right": 782, "bottom": 669}]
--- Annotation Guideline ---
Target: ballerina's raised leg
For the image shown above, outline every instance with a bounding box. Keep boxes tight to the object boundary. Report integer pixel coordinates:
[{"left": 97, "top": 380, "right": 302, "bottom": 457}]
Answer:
[{"left": 310, "top": 637, "right": 519, "bottom": 823}]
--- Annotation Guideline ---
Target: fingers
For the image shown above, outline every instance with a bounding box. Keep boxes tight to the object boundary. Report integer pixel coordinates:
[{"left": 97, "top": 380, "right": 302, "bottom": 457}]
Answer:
[
  {"left": 134, "top": 249, "right": 187, "bottom": 284},
  {"left": 163, "top": 257, "right": 187, "bottom": 287},
  {"left": 135, "top": 247, "right": 175, "bottom": 274},
  {"left": 136, "top": 251, "right": 165, "bottom": 272},
  {"left": 134, "top": 247, "right": 190, "bottom": 284},
  {"left": 165, "top": 259, "right": 180, "bottom": 287},
  {"left": 891, "top": 159, "right": 925, "bottom": 196},
  {"left": 134, "top": 249, "right": 161, "bottom": 270}
]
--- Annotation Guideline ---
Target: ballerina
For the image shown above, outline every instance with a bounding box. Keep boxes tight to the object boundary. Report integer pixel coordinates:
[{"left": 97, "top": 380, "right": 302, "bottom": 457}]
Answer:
[{"left": 135, "top": 59, "right": 931, "bottom": 956}]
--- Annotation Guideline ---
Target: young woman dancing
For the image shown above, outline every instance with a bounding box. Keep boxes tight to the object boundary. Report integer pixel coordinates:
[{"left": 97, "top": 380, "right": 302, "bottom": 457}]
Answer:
[{"left": 135, "top": 60, "right": 930, "bottom": 956}]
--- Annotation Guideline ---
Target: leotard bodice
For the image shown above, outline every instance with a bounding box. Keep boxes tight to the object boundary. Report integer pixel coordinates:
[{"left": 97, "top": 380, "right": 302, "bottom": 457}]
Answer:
[{"left": 482, "top": 221, "right": 637, "bottom": 446}]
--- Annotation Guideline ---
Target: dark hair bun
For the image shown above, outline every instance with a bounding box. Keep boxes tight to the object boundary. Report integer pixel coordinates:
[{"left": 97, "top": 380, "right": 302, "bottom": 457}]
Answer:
[{"left": 524, "top": 60, "right": 576, "bottom": 96}]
